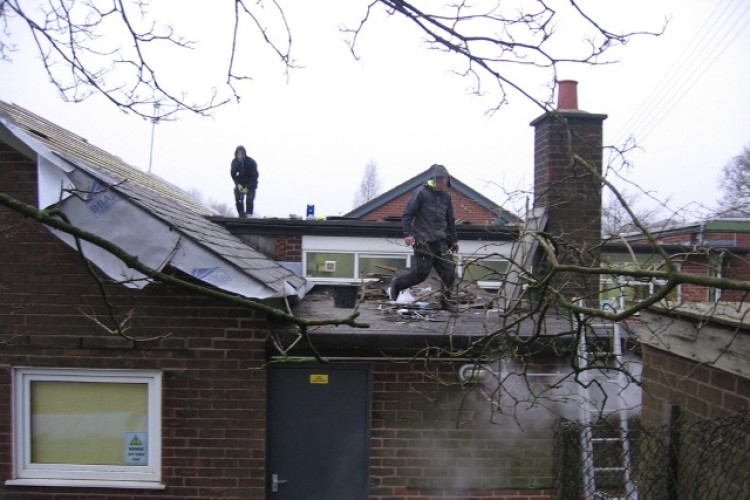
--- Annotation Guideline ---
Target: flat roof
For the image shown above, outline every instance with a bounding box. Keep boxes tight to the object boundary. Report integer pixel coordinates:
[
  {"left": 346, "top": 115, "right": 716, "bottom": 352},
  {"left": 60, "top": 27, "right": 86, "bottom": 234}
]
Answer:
[{"left": 269, "top": 284, "right": 614, "bottom": 359}]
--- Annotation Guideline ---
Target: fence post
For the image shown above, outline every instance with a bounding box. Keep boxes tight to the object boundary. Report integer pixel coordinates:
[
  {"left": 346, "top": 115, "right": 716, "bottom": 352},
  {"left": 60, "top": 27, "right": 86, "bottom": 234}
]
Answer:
[{"left": 662, "top": 403, "right": 681, "bottom": 500}]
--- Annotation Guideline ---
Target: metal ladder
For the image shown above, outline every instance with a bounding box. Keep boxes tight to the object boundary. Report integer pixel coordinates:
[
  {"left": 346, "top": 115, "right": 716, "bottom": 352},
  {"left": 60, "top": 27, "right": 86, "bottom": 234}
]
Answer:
[{"left": 577, "top": 305, "right": 638, "bottom": 500}]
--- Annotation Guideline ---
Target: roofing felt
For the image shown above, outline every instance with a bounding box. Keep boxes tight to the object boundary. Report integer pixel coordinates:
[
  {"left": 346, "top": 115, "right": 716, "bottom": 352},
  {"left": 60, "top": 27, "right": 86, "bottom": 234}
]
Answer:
[{"left": 0, "top": 100, "right": 307, "bottom": 297}]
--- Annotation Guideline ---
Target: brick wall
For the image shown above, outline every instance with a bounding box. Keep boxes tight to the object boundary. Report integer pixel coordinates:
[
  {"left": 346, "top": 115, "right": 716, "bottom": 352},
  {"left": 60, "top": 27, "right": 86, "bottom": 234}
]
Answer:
[
  {"left": 666, "top": 251, "right": 750, "bottom": 303},
  {"left": 235, "top": 233, "right": 302, "bottom": 262},
  {"left": 532, "top": 113, "right": 604, "bottom": 247},
  {"left": 273, "top": 234, "right": 302, "bottom": 261},
  {"left": 720, "top": 252, "right": 750, "bottom": 302},
  {"left": 640, "top": 346, "right": 750, "bottom": 427},
  {"left": 361, "top": 190, "right": 501, "bottom": 225},
  {"left": 368, "top": 362, "right": 557, "bottom": 500},
  {"left": 531, "top": 111, "right": 606, "bottom": 303},
  {"left": 679, "top": 257, "right": 710, "bottom": 302}
]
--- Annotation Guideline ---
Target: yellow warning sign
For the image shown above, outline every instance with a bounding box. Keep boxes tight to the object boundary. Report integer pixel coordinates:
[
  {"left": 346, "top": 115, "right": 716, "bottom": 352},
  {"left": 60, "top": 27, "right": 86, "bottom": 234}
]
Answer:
[{"left": 309, "top": 374, "right": 329, "bottom": 384}]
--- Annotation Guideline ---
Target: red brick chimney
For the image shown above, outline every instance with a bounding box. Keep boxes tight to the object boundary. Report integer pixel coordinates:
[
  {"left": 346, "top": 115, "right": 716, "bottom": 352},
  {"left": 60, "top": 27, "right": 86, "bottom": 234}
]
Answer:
[{"left": 530, "top": 80, "right": 607, "bottom": 303}]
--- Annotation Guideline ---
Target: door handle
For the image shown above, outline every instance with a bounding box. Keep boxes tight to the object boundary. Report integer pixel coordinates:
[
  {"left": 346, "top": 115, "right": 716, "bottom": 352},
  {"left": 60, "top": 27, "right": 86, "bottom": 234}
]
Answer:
[{"left": 271, "top": 473, "right": 287, "bottom": 493}]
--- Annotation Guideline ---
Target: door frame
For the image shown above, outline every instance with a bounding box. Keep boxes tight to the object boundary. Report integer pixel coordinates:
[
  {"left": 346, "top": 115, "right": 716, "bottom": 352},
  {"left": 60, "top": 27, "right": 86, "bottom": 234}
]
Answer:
[{"left": 266, "top": 363, "right": 372, "bottom": 499}]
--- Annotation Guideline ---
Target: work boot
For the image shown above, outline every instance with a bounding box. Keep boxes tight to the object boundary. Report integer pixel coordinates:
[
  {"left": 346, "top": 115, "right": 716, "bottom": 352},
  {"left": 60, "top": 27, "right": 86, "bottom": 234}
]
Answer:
[
  {"left": 440, "top": 299, "right": 458, "bottom": 314},
  {"left": 387, "top": 277, "right": 400, "bottom": 301}
]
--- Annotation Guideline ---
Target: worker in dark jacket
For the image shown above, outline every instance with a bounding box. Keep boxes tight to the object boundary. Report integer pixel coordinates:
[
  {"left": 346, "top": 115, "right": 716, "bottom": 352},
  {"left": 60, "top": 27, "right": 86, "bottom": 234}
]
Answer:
[
  {"left": 230, "top": 145, "right": 258, "bottom": 217},
  {"left": 389, "top": 164, "right": 459, "bottom": 311}
]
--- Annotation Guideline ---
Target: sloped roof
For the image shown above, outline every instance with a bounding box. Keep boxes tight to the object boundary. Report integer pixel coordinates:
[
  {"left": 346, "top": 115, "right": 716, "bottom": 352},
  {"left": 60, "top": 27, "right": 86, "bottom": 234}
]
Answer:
[
  {"left": 0, "top": 100, "right": 309, "bottom": 299},
  {"left": 345, "top": 167, "right": 520, "bottom": 223}
]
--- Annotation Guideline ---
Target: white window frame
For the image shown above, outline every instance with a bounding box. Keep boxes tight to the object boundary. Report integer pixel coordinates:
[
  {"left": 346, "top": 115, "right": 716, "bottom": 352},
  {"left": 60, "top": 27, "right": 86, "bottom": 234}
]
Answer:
[
  {"left": 303, "top": 235, "right": 412, "bottom": 284},
  {"left": 300, "top": 235, "right": 516, "bottom": 288},
  {"left": 599, "top": 257, "right": 682, "bottom": 310},
  {"left": 303, "top": 250, "right": 411, "bottom": 284},
  {"left": 7, "top": 367, "right": 164, "bottom": 490}
]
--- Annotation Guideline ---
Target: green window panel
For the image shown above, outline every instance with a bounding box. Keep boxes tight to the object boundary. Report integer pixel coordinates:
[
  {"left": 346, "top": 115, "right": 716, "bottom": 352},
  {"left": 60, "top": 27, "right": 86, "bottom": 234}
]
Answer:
[{"left": 30, "top": 381, "right": 148, "bottom": 466}]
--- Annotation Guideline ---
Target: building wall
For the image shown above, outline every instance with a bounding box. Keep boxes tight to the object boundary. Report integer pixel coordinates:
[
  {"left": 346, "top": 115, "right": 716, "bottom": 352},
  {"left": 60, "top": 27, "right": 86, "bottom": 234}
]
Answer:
[
  {"left": 361, "top": 189, "right": 501, "bottom": 225},
  {"left": 658, "top": 230, "right": 750, "bottom": 247},
  {"left": 679, "top": 257, "right": 711, "bottom": 302},
  {"left": 661, "top": 246, "right": 750, "bottom": 304},
  {"left": 1, "top": 142, "right": 269, "bottom": 499},
  {"left": 235, "top": 233, "right": 302, "bottom": 262},
  {"left": 640, "top": 346, "right": 750, "bottom": 427},
  {"left": 368, "top": 361, "right": 558, "bottom": 500},
  {"left": 273, "top": 234, "right": 302, "bottom": 261},
  {"left": 720, "top": 252, "right": 750, "bottom": 302}
]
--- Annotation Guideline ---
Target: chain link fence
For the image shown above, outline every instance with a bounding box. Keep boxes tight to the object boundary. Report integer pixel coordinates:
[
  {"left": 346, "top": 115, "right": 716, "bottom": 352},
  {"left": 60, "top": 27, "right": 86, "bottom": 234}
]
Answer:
[{"left": 553, "top": 410, "right": 750, "bottom": 500}]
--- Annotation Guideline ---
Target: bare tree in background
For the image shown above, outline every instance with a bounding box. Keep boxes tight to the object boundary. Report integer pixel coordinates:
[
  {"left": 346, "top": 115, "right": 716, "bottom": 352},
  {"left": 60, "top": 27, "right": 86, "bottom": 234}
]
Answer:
[
  {"left": 716, "top": 143, "right": 750, "bottom": 218},
  {"left": 353, "top": 160, "right": 382, "bottom": 208},
  {"left": 601, "top": 190, "right": 672, "bottom": 237},
  {"left": 186, "top": 187, "right": 235, "bottom": 217}
]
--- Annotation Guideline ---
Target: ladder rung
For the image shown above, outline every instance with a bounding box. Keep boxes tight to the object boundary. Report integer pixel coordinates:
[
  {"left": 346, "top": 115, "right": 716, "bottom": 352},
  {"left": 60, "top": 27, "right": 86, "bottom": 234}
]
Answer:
[
  {"left": 592, "top": 437, "right": 624, "bottom": 443},
  {"left": 594, "top": 466, "right": 626, "bottom": 472}
]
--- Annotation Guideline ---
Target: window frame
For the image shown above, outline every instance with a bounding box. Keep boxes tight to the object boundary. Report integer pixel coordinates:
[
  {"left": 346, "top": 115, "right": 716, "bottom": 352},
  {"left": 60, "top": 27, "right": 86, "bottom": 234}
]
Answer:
[
  {"left": 599, "top": 256, "right": 680, "bottom": 309},
  {"left": 7, "top": 367, "right": 164, "bottom": 490},
  {"left": 459, "top": 256, "right": 510, "bottom": 289},
  {"left": 303, "top": 250, "right": 410, "bottom": 283}
]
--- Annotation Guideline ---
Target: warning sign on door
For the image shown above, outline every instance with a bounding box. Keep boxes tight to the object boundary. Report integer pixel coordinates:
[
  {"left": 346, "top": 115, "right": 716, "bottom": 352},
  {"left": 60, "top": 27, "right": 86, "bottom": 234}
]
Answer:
[
  {"left": 124, "top": 432, "right": 148, "bottom": 466},
  {"left": 309, "top": 374, "right": 329, "bottom": 384}
]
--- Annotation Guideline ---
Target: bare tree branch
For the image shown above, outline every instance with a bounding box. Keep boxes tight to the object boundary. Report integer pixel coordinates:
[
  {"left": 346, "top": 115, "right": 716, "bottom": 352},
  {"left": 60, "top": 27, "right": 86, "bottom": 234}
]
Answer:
[{"left": 0, "top": 189, "right": 371, "bottom": 334}]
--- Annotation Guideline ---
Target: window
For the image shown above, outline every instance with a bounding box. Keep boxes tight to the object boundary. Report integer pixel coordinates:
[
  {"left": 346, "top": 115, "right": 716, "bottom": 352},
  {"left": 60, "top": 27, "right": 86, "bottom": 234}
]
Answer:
[
  {"left": 305, "top": 252, "right": 355, "bottom": 278},
  {"left": 305, "top": 251, "right": 408, "bottom": 281},
  {"left": 462, "top": 258, "right": 509, "bottom": 285},
  {"left": 708, "top": 252, "right": 722, "bottom": 302},
  {"left": 8, "top": 367, "right": 163, "bottom": 489},
  {"left": 599, "top": 256, "right": 678, "bottom": 309},
  {"left": 359, "top": 255, "right": 409, "bottom": 277}
]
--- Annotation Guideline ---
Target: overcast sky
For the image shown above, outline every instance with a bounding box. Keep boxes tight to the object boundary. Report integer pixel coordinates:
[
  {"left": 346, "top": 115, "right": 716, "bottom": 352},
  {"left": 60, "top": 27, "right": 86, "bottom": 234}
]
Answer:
[{"left": 2, "top": 0, "right": 749, "bottom": 219}]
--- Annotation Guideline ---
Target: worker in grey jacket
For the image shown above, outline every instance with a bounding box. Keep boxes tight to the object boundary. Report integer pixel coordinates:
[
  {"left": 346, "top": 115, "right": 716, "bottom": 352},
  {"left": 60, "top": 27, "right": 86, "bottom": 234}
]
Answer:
[{"left": 389, "top": 164, "right": 459, "bottom": 311}]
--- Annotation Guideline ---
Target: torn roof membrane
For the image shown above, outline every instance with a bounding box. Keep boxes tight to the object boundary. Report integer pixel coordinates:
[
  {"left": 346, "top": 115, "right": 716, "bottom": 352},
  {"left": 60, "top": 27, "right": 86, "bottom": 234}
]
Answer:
[{"left": 0, "top": 100, "right": 310, "bottom": 300}]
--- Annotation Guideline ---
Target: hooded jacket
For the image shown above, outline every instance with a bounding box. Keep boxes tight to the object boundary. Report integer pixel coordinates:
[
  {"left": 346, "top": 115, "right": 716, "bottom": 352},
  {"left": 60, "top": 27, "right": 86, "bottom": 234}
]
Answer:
[
  {"left": 402, "top": 165, "right": 457, "bottom": 245},
  {"left": 230, "top": 146, "right": 259, "bottom": 189}
]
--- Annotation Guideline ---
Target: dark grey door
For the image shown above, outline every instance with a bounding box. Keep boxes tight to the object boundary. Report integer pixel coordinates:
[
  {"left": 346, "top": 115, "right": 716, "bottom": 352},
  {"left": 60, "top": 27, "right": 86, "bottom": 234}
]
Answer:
[{"left": 267, "top": 364, "right": 370, "bottom": 499}]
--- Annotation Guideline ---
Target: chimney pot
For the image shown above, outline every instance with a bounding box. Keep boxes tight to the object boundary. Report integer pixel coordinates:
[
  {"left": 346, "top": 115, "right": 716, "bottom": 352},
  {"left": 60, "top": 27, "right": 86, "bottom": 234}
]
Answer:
[{"left": 557, "top": 80, "right": 578, "bottom": 110}]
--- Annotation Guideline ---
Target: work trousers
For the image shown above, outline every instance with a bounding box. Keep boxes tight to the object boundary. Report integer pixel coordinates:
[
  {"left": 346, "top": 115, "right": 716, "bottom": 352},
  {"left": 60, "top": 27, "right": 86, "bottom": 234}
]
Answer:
[
  {"left": 392, "top": 240, "right": 456, "bottom": 300},
  {"left": 234, "top": 186, "right": 256, "bottom": 217}
]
